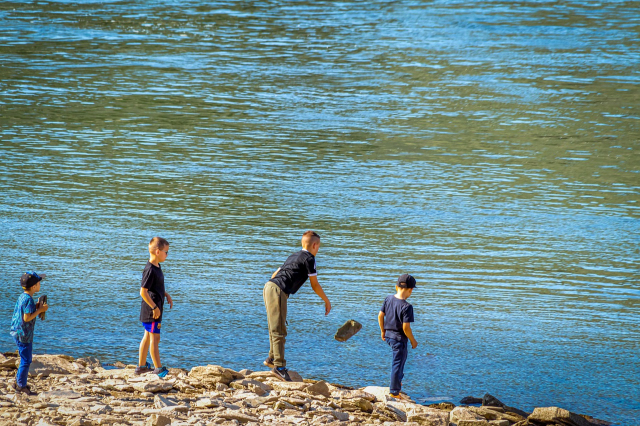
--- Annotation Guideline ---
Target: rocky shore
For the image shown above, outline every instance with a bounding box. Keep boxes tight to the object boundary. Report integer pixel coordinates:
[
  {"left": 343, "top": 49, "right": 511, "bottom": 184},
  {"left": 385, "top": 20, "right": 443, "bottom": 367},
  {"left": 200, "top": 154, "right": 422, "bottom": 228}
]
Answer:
[{"left": 0, "top": 352, "right": 611, "bottom": 426}]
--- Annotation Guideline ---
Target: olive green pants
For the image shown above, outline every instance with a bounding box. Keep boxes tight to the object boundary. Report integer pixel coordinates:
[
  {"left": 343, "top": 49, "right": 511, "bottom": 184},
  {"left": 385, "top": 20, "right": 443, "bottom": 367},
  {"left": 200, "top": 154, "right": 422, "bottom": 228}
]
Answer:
[{"left": 263, "top": 281, "right": 288, "bottom": 367}]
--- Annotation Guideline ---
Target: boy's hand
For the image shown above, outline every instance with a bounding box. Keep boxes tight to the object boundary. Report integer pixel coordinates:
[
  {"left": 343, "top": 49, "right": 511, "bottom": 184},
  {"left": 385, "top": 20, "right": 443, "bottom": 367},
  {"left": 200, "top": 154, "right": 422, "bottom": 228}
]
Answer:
[
  {"left": 324, "top": 300, "right": 331, "bottom": 316},
  {"left": 152, "top": 307, "right": 161, "bottom": 320},
  {"left": 166, "top": 293, "right": 173, "bottom": 309},
  {"left": 39, "top": 303, "right": 49, "bottom": 313},
  {"left": 411, "top": 340, "right": 418, "bottom": 349},
  {"left": 381, "top": 332, "right": 386, "bottom": 341}
]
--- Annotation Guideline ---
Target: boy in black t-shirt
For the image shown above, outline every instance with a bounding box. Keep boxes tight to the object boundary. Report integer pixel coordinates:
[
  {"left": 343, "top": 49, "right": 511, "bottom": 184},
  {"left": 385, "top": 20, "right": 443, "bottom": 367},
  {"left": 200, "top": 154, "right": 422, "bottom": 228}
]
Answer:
[
  {"left": 136, "top": 237, "right": 174, "bottom": 378},
  {"left": 263, "top": 231, "right": 331, "bottom": 381},
  {"left": 378, "top": 274, "right": 418, "bottom": 400}
]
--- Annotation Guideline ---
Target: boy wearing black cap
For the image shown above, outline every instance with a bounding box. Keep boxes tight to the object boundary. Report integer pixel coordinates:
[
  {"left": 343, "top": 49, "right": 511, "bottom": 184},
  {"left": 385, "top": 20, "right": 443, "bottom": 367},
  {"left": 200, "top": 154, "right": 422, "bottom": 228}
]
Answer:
[
  {"left": 10, "top": 272, "right": 50, "bottom": 395},
  {"left": 263, "top": 231, "right": 331, "bottom": 381},
  {"left": 378, "top": 273, "right": 418, "bottom": 400}
]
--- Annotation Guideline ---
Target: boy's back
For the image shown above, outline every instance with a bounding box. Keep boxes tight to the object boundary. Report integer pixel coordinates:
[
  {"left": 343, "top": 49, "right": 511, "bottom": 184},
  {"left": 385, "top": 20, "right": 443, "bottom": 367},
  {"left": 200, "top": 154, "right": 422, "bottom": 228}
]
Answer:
[
  {"left": 381, "top": 295, "right": 414, "bottom": 342},
  {"left": 270, "top": 250, "right": 317, "bottom": 296}
]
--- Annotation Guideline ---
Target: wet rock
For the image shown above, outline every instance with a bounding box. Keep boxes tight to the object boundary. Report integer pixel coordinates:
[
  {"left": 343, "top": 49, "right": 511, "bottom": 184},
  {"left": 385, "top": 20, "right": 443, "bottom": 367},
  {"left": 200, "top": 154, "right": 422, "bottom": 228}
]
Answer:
[
  {"left": 461, "top": 396, "right": 483, "bottom": 405},
  {"left": 305, "top": 380, "right": 331, "bottom": 398},
  {"left": 334, "top": 320, "right": 362, "bottom": 342},
  {"left": 482, "top": 394, "right": 504, "bottom": 408},
  {"left": 528, "top": 407, "right": 593, "bottom": 426}
]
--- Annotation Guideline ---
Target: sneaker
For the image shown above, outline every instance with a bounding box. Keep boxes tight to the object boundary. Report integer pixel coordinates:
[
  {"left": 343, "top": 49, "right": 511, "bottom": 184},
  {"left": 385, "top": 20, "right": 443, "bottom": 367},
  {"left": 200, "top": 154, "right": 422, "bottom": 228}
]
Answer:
[
  {"left": 135, "top": 361, "right": 152, "bottom": 375},
  {"left": 16, "top": 385, "right": 35, "bottom": 396},
  {"left": 153, "top": 366, "right": 169, "bottom": 378},
  {"left": 263, "top": 357, "right": 275, "bottom": 368},
  {"left": 271, "top": 366, "right": 292, "bottom": 382},
  {"left": 389, "top": 392, "right": 411, "bottom": 401}
]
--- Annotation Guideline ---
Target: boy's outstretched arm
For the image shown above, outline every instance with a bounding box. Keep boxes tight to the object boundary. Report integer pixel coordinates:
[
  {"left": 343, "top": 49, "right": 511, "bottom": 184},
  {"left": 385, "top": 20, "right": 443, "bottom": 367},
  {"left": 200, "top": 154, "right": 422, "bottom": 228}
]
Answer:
[
  {"left": 403, "top": 323, "right": 418, "bottom": 349},
  {"left": 378, "top": 311, "right": 385, "bottom": 341},
  {"left": 309, "top": 275, "right": 331, "bottom": 315}
]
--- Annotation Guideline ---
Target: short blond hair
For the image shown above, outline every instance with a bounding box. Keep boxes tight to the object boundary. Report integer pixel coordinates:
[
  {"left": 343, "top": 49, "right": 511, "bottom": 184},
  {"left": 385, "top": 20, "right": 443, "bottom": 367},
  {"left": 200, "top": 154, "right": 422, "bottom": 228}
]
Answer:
[
  {"left": 149, "top": 237, "right": 170, "bottom": 253},
  {"left": 301, "top": 230, "right": 320, "bottom": 247}
]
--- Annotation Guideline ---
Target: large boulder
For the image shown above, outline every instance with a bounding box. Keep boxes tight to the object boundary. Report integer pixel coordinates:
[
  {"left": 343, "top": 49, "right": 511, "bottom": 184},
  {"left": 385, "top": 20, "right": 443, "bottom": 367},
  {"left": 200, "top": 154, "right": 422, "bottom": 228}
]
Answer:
[
  {"left": 334, "top": 320, "right": 363, "bottom": 342},
  {"left": 528, "top": 407, "right": 593, "bottom": 426},
  {"left": 188, "top": 364, "right": 243, "bottom": 387}
]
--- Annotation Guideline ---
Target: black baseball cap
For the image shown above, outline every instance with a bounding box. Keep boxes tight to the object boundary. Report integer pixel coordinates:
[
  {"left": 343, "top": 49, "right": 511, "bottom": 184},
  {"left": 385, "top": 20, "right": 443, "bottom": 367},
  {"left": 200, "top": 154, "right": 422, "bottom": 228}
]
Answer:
[
  {"left": 20, "top": 271, "right": 45, "bottom": 289},
  {"left": 397, "top": 273, "right": 416, "bottom": 289}
]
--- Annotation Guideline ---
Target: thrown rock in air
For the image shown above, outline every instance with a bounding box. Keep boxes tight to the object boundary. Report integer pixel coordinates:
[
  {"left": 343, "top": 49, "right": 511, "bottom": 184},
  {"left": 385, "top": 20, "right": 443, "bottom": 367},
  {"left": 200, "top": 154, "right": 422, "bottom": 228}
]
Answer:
[{"left": 334, "top": 320, "right": 363, "bottom": 342}]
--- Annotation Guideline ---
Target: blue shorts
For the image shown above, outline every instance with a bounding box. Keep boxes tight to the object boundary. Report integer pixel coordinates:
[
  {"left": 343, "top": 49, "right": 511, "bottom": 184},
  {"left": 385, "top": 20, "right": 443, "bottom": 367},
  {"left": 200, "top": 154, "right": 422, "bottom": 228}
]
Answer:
[{"left": 142, "top": 322, "right": 161, "bottom": 334}]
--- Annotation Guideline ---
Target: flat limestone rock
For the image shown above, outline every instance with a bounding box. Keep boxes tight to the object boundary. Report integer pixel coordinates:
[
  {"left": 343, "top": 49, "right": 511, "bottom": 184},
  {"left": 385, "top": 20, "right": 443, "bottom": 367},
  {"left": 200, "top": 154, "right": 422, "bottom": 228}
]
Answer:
[
  {"left": 334, "top": 320, "right": 362, "bottom": 342},
  {"left": 230, "top": 378, "right": 272, "bottom": 396},
  {"left": 361, "top": 386, "right": 391, "bottom": 402},
  {"left": 188, "top": 365, "right": 244, "bottom": 386},
  {"left": 306, "top": 380, "right": 331, "bottom": 398},
  {"left": 26, "top": 355, "right": 80, "bottom": 377},
  {"left": 39, "top": 390, "right": 83, "bottom": 400},
  {"left": 450, "top": 406, "right": 486, "bottom": 424},
  {"left": 528, "top": 407, "right": 593, "bottom": 426}
]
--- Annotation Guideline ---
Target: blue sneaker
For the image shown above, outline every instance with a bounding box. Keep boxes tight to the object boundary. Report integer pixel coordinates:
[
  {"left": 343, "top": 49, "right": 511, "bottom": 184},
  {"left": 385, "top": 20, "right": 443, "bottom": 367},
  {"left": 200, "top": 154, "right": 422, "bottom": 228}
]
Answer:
[{"left": 154, "top": 366, "right": 169, "bottom": 378}]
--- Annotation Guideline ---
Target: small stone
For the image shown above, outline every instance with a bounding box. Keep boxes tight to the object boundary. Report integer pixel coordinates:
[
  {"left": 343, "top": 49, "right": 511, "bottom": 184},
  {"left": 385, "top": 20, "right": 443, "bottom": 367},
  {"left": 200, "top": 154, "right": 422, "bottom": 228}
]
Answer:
[
  {"left": 305, "top": 380, "right": 331, "bottom": 398},
  {"left": 334, "top": 320, "right": 362, "bottom": 342},
  {"left": 146, "top": 414, "right": 172, "bottom": 426}
]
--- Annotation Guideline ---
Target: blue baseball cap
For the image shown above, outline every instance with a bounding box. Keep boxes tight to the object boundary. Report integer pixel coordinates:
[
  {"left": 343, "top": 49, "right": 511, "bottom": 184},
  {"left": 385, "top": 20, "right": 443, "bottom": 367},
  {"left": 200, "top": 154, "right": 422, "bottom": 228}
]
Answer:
[
  {"left": 397, "top": 274, "right": 416, "bottom": 288},
  {"left": 20, "top": 271, "right": 45, "bottom": 289}
]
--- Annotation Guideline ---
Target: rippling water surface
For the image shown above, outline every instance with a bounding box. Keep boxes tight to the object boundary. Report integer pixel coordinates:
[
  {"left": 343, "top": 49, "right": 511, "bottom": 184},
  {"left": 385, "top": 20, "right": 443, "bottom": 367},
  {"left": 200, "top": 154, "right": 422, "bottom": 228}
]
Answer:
[{"left": 1, "top": 0, "right": 639, "bottom": 424}]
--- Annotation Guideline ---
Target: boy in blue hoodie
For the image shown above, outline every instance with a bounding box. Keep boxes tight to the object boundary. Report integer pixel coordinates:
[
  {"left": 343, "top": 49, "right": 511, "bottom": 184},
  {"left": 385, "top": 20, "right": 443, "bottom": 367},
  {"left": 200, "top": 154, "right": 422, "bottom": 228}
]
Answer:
[{"left": 10, "top": 271, "right": 49, "bottom": 395}]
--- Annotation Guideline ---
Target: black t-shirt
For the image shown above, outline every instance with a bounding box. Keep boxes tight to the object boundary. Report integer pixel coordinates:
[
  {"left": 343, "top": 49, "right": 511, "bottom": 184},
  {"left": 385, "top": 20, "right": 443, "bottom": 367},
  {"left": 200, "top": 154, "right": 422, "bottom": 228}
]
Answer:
[
  {"left": 139, "top": 262, "right": 165, "bottom": 323},
  {"left": 270, "top": 250, "right": 317, "bottom": 295},
  {"left": 381, "top": 294, "right": 414, "bottom": 342}
]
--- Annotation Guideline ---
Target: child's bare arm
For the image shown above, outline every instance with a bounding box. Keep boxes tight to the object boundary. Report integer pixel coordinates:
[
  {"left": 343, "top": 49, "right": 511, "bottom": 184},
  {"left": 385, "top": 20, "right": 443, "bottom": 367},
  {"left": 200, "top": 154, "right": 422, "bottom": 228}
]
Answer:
[
  {"left": 309, "top": 275, "right": 331, "bottom": 315},
  {"left": 271, "top": 268, "right": 281, "bottom": 279},
  {"left": 140, "top": 288, "right": 160, "bottom": 320},
  {"left": 165, "top": 292, "right": 173, "bottom": 309},
  {"left": 403, "top": 323, "right": 418, "bottom": 349},
  {"left": 378, "top": 311, "right": 385, "bottom": 341},
  {"left": 23, "top": 304, "right": 48, "bottom": 322}
]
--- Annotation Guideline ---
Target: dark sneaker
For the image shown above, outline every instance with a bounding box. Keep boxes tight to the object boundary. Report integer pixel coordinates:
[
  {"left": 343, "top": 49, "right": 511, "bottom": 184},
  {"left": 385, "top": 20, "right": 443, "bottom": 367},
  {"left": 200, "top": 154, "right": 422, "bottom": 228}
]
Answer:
[
  {"left": 263, "top": 357, "right": 274, "bottom": 368},
  {"left": 135, "top": 361, "right": 152, "bottom": 375},
  {"left": 271, "top": 366, "right": 292, "bottom": 382},
  {"left": 154, "top": 366, "right": 169, "bottom": 378},
  {"left": 16, "top": 385, "right": 35, "bottom": 396}
]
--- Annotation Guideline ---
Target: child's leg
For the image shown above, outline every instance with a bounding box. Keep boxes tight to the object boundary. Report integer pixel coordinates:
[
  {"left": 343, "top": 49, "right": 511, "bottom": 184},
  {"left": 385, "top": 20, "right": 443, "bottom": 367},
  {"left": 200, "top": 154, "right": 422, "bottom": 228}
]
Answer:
[
  {"left": 263, "top": 284, "right": 274, "bottom": 361},
  {"left": 265, "top": 283, "right": 287, "bottom": 367},
  {"left": 138, "top": 331, "right": 150, "bottom": 367},
  {"left": 15, "top": 340, "right": 33, "bottom": 388},
  {"left": 149, "top": 332, "right": 161, "bottom": 368},
  {"left": 388, "top": 338, "right": 407, "bottom": 395}
]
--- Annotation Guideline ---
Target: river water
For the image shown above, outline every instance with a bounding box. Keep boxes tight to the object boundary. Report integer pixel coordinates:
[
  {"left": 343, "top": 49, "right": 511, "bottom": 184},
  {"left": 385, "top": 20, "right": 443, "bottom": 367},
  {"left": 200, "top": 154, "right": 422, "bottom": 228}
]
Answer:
[{"left": 0, "top": 0, "right": 638, "bottom": 424}]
